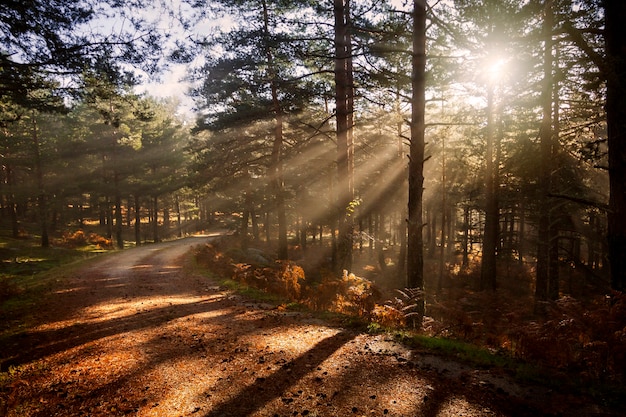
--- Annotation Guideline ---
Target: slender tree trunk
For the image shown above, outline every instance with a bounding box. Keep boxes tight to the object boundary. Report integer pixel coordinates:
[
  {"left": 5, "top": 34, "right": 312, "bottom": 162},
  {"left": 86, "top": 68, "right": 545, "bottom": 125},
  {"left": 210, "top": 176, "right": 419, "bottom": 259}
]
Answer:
[
  {"left": 264, "top": 211, "right": 271, "bottom": 243},
  {"left": 106, "top": 200, "right": 113, "bottom": 239},
  {"left": 114, "top": 190, "right": 123, "bottom": 249},
  {"left": 251, "top": 204, "right": 259, "bottom": 241},
  {"left": 334, "top": 0, "right": 354, "bottom": 273},
  {"left": 518, "top": 200, "right": 525, "bottom": 265},
  {"left": 407, "top": 0, "right": 426, "bottom": 323},
  {"left": 4, "top": 163, "right": 19, "bottom": 238},
  {"left": 153, "top": 196, "right": 159, "bottom": 243},
  {"left": 262, "top": 0, "right": 288, "bottom": 259},
  {"left": 393, "top": 91, "right": 408, "bottom": 274},
  {"left": 536, "top": 0, "right": 554, "bottom": 302},
  {"left": 603, "top": 0, "right": 626, "bottom": 291},
  {"left": 31, "top": 113, "right": 49, "bottom": 248},
  {"left": 438, "top": 133, "right": 446, "bottom": 292},
  {"left": 462, "top": 205, "right": 470, "bottom": 268},
  {"left": 480, "top": 85, "right": 498, "bottom": 291},
  {"left": 134, "top": 195, "right": 141, "bottom": 246},
  {"left": 175, "top": 195, "right": 182, "bottom": 238},
  {"left": 548, "top": 42, "right": 561, "bottom": 300}
]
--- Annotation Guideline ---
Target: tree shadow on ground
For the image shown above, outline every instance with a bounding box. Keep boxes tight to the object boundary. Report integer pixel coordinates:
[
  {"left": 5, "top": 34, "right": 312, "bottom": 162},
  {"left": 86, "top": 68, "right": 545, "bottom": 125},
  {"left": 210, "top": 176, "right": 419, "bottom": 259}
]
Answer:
[{"left": 200, "top": 330, "right": 356, "bottom": 417}]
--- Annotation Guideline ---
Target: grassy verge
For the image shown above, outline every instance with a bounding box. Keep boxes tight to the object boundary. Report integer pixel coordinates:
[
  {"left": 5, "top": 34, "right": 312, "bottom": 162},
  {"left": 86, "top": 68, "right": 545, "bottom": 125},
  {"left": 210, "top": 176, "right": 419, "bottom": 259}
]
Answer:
[
  {"left": 0, "top": 236, "right": 112, "bottom": 338},
  {"left": 387, "top": 330, "right": 625, "bottom": 409}
]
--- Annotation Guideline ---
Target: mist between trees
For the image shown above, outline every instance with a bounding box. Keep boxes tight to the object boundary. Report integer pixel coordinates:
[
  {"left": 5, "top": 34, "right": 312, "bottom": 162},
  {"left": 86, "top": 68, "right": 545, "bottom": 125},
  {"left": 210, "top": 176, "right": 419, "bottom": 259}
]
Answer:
[{"left": 2, "top": 0, "right": 626, "bottom": 375}]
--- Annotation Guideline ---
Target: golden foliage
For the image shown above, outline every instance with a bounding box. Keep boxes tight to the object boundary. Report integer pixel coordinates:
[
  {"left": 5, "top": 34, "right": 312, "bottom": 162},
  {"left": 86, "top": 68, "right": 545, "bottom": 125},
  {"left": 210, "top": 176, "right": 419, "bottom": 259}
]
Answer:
[
  {"left": 195, "top": 241, "right": 382, "bottom": 319},
  {"left": 59, "top": 230, "right": 112, "bottom": 249}
]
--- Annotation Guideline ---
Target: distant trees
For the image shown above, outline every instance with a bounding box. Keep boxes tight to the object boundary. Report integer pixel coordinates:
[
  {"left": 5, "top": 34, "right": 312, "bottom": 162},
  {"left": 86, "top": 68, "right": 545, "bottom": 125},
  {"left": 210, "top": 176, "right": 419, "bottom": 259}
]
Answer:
[
  {"left": 0, "top": 82, "right": 191, "bottom": 247},
  {"left": 0, "top": 0, "right": 194, "bottom": 247},
  {"left": 2, "top": 0, "right": 621, "bottom": 299}
]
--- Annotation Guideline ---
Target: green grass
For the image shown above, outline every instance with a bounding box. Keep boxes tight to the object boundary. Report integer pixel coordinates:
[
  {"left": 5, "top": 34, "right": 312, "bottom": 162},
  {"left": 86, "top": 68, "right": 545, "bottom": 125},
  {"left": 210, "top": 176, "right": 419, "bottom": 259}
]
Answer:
[
  {"left": 219, "top": 279, "right": 289, "bottom": 304},
  {"left": 408, "top": 334, "right": 511, "bottom": 367},
  {"left": 0, "top": 235, "right": 112, "bottom": 338},
  {"left": 393, "top": 330, "right": 626, "bottom": 407}
]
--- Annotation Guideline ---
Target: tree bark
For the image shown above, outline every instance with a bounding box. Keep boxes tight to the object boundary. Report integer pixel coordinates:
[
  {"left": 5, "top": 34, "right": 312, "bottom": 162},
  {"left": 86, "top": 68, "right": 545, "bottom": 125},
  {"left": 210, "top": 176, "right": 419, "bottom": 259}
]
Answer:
[
  {"left": 480, "top": 86, "right": 497, "bottom": 291},
  {"left": 407, "top": 0, "right": 426, "bottom": 322},
  {"left": 262, "top": 0, "right": 288, "bottom": 260},
  {"left": 31, "top": 113, "right": 49, "bottom": 248},
  {"left": 603, "top": 0, "right": 626, "bottom": 292},
  {"left": 536, "top": 0, "right": 554, "bottom": 302},
  {"left": 134, "top": 194, "right": 141, "bottom": 246},
  {"left": 152, "top": 195, "right": 159, "bottom": 243},
  {"left": 4, "top": 163, "right": 19, "bottom": 239},
  {"left": 114, "top": 189, "right": 123, "bottom": 249},
  {"left": 334, "top": 0, "right": 354, "bottom": 273}
]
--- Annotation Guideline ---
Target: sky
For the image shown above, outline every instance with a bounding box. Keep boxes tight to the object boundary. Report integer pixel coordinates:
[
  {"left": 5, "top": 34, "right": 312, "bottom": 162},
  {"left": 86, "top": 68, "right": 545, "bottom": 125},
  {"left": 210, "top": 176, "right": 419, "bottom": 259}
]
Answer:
[
  {"left": 135, "top": 64, "right": 195, "bottom": 117},
  {"left": 130, "top": 0, "right": 234, "bottom": 119}
]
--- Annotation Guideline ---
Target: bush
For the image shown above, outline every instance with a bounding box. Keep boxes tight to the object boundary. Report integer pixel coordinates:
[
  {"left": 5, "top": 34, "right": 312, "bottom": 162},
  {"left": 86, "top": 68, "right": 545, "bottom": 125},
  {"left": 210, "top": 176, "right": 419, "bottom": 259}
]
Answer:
[
  {"left": 195, "top": 239, "right": 381, "bottom": 319},
  {"left": 59, "top": 230, "right": 112, "bottom": 249}
]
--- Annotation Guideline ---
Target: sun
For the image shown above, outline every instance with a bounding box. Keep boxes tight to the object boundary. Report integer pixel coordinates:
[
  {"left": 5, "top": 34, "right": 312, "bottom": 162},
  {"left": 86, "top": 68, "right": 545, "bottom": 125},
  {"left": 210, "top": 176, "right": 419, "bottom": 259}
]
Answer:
[{"left": 485, "top": 56, "right": 508, "bottom": 83}]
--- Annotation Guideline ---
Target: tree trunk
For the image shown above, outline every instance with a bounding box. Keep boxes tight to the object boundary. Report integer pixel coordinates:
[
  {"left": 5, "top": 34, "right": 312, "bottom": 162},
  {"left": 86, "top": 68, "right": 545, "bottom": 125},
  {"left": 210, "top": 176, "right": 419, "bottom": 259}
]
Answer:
[
  {"left": 175, "top": 195, "right": 182, "bottom": 238},
  {"left": 31, "top": 113, "right": 49, "bottom": 248},
  {"left": 115, "top": 191, "right": 123, "bottom": 249},
  {"left": 462, "top": 205, "right": 470, "bottom": 268},
  {"left": 518, "top": 199, "right": 525, "bottom": 265},
  {"left": 480, "top": 85, "right": 498, "bottom": 291},
  {"left": 152, "top": 196, "right": 159, "bottom": 243},
  {"left": 5, "top": 164, "right": 19, "bottom": 239},
  {"left": 262, "top": 0, "right": 288, "bottom": 260},
  {"left": 536, "top": 0, "right": 554, "bottom": 302},
  {"left": 603, "top": 0, "right": 626, "bottom": 292},
  {"left": 438, "top": 134, "right": 447, "bottom": 292},
  {"left": 134, "top": 195, "right": 141, "bottom": 246},
  {"left": 407, "top": 0, "right": 426, "bottom": 322},
  {"left": 334, "top": 0, "right": 354, "bottom": 273}
]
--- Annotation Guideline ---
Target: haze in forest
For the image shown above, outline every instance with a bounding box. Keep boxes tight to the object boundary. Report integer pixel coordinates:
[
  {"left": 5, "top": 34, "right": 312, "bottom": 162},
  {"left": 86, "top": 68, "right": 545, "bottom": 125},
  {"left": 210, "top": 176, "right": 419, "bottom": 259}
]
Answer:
[{"left": 2, "top": 0, "right": 626, "bottom": 387}]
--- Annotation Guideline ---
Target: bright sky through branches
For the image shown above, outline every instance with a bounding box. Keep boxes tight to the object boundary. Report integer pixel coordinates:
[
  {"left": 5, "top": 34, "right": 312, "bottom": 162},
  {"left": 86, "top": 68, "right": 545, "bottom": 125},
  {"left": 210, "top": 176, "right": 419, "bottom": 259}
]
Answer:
[{"left": 486, "top": 57, "right": 508, "bottom": 83}]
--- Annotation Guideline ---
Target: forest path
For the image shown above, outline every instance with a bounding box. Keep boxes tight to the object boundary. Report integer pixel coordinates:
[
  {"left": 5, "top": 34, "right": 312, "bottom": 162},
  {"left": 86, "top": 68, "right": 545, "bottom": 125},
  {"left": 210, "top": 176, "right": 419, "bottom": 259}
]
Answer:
[{"left": 0, "top": 235, "right": 608, "bottom": 416}]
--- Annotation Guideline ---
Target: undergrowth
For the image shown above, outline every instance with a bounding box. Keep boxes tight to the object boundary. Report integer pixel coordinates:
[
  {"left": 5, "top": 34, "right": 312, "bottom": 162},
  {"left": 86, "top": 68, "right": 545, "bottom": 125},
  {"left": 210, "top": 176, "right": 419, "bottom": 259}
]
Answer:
[{"left": 194, "top": 235, "right": 626, "bottom": 393}]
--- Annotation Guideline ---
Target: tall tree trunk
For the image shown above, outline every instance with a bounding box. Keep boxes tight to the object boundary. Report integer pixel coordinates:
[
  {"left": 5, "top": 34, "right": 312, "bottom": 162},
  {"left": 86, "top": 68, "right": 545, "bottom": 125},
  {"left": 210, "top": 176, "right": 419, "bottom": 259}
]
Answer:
[
  {"left": 536, "top": 0, "right": 554, "bottom": 302},
  {"left": 548, "top": 40, "right": 561, "bottom": 300},
  {"left": 152, "top": 196, "right": 159, "bottom": 243},
  {"left": 407, "top": 0, "right": 426, "bottom": 323},
  {"left": 106, "top": 199, "right": 113, "bottom": 239},
  {"left": 334, "top": 0, "right": 354, "bottom": 273},
  {"left": 438, "top": 133, "right": 446, "bottom": 292},
  {"left": 262, "top": 0, "right": 288, "bottom": 260},
  {"left": 462, "top": 205, "right": 470, "bottom": 268},
  {"left": 603, "top": 0, "right": 626, "bottom": 292},
  {"left": 396, "top": 93, "right": 408, "bottom": 276},
  {"left": 518, "top": 199, "right": 525, "bottom": 265},
  {"left": 134, "top": 194, "right": 141, "bottom": 246},
  {"left": 114, "top": 190, "right": 123, "bottom": 249},
  {"left": 31, "top": 113, "right": 49, "bottom": 248},
  {"left": 4, "top": 163, "right": 19, "bottom": 239},
  {"left": 175, "top": 194, "right": 182, "bottom": 238},
  {"left": 480, "top": 85, "right": 498, "bottom": 291}
]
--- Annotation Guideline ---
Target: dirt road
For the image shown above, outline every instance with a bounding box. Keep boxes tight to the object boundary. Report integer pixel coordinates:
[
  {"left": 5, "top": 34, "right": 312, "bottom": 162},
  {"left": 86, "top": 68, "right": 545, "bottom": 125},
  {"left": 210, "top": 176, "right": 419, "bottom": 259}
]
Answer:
[{"left": 0, "top": 235, "right": 614, "bottom": 416}]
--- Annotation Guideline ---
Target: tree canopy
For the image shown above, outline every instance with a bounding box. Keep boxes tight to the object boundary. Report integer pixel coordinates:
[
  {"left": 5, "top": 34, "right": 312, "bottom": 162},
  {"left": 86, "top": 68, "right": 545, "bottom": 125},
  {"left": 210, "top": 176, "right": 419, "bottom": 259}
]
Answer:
[{"left": 1, "top": 0, "right": 623, "bottom": 325}]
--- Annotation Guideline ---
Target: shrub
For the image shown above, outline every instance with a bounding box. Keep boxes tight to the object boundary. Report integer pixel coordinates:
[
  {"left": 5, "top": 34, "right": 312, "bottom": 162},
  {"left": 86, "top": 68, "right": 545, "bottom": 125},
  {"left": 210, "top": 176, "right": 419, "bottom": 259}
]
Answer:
[{"left": 58, "top": 230, "right": 112, "bottom": 249}]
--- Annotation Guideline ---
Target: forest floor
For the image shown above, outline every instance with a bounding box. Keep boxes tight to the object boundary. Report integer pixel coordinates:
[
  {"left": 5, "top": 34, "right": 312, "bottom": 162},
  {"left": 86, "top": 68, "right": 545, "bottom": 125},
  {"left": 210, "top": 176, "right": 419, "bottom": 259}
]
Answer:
[{"left": 0, "top": 234, "right": 620, "bottom": 417}]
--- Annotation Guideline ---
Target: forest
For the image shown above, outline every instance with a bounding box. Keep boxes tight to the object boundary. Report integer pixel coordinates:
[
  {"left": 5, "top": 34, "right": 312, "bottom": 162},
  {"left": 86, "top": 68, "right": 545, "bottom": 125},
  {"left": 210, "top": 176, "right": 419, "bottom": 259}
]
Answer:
[{"left": 2, "top": 0, "right": 626, "bottom": 389}]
